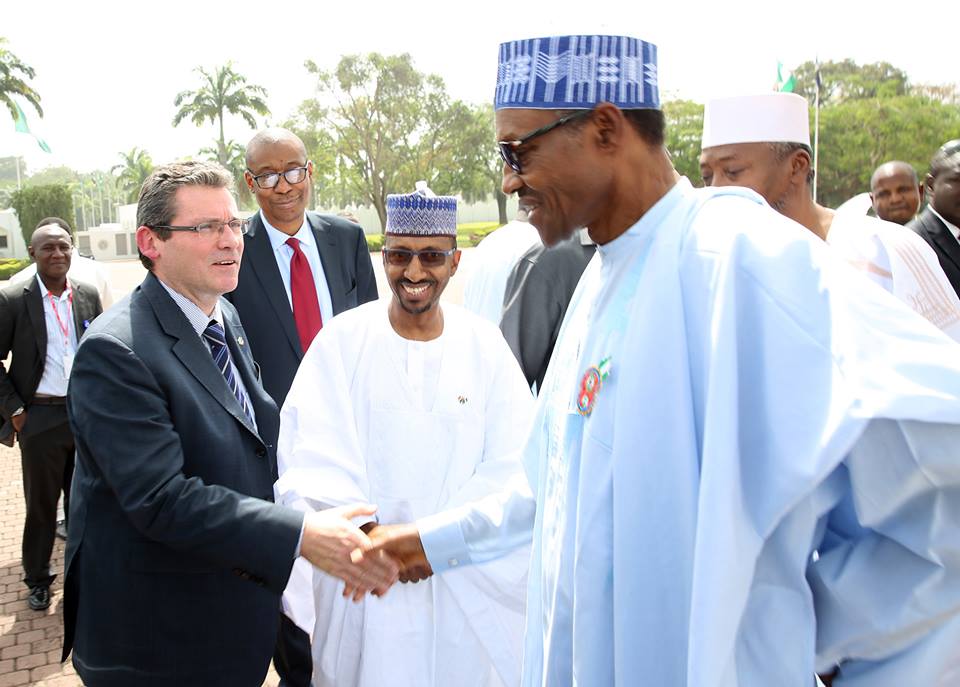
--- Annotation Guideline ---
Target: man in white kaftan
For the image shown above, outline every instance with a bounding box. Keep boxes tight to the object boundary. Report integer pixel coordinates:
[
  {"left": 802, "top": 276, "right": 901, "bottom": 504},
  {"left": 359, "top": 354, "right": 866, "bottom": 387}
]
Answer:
[
  {"left": 700, "top": 92, "right": 960, "bottom": 341},
  {"left": 366, "top": 36, "right": 960, "bottom": 687},
  {"left": 461, "top": 212, "right": 541, "bottom": 325},
  {"left": 276, "top": 185, "right": 533, "bottom": 687}
]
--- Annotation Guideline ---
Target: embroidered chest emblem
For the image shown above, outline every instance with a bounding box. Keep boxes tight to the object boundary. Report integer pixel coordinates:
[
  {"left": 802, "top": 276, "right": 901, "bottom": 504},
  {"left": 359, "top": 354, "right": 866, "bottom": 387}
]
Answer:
[
  {"left": 457, "top": 395, "right": 468, "bottom": 405},
  {"left": 576, "top": 357, "right": 611, "bottom": 416}
]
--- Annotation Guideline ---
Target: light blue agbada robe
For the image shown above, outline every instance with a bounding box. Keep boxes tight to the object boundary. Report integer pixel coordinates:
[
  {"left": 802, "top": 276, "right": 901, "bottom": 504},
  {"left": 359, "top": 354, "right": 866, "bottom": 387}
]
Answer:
[{"left": 421, "top": 178, "right": 960, "bottom": 686}]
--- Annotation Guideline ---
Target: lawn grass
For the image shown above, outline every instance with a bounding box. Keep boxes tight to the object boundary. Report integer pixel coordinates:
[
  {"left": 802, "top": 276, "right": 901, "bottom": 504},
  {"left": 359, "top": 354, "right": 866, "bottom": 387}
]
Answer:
[{"left": 366, "top": 221, "right": 503, "bottom": 250}]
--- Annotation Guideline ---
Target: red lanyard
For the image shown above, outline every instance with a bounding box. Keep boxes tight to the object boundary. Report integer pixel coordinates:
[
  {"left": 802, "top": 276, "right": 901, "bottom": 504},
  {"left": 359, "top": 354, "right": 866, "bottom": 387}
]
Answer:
[{"left": 48, "top": 288, "right": 74, "bottom": 345}]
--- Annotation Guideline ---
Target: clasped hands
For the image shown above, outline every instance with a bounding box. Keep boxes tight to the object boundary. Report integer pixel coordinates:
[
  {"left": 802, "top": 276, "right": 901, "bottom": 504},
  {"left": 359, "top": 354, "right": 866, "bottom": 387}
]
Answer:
[{"left": 298, "top": 504, "right": 434, "bottom": 602}]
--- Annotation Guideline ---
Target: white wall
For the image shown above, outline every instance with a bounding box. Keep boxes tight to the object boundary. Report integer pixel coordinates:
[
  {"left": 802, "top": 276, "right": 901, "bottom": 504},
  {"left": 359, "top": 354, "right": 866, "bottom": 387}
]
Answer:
[{"left": 0, "top": 209, "right": 26, "bottom": 259}]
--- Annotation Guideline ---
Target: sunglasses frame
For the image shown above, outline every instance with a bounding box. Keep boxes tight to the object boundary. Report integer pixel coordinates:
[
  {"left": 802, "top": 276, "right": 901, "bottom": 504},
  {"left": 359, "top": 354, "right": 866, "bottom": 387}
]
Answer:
[
  {"left": 497, "top": 109, "right": 592, "bottom": 174},
  {"left": 382, "top": 247, "right": 457, "bottom": 268}
]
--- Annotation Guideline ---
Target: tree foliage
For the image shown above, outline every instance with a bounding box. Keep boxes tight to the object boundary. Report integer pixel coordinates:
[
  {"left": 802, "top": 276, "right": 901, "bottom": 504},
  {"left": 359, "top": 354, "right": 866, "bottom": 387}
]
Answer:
[
  {"left": 663, "top": 99, "right": 705, "bottom": 184},
  {"left": 111, "top": 147, "right": 153, "bottom": 203},
  {"left": 10, "top": 184, "right": 73, "bottom": 247},
  {"left": 301, "top": 53, "right": 495, "bottom": 230},
  {"left": 0, "top": 37, "right": 41, "bottom": 122},
  {"left": 816, "top": 95, "right": 960, "bottom": 207},
  {"left": 173, "top": 63, "right": 269, "bottom": 167},
  {"left": 792, "top": 59, "right": 909, "bottom": 105}
]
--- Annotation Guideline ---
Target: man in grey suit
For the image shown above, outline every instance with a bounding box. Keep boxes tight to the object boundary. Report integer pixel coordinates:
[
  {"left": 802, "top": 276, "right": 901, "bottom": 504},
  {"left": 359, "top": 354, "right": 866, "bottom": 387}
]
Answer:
[
  {"left": 0, "top": 220, "right": 102, "bottom": 612},
  {"left": 910, "top": 140, "right": 960, "bottom": 298},
  {"left": 63, "top": 161, "right": 397, "bottom": 686},
  {"left": 227, "top": 128, "right": 378, "bottom": 684}
]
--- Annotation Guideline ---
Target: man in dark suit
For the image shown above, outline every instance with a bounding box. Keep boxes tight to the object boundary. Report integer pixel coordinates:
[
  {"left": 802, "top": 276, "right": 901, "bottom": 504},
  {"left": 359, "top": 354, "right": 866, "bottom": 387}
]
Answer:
[
  {"left": 0, "top": 219, "right": 102, "bottom": 612},
  {"left": 910, "top": 140, "right": 960, "bottom": 298},
  {"left": 227, "top": 128, "right": 378, "bottom": 685},
  {"left": 227, "top": 128, "right": 378, "bottom": 408},
  {"left": 63, "top": 160, "right": 397, "bottom": 687}
]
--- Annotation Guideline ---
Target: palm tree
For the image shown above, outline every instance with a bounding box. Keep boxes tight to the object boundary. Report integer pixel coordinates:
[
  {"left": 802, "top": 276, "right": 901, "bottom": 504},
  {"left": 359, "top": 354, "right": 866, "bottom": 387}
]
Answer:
[
  {"left": 111, "top": 147, "right": 154, "bottom": 203},
  {"left": 173, "top": 63, "right": 269, "bottom": 167},
  {"left": 199, "top": 138, "right": 252, "bottom": 208},
  {"left": 0, "top": 37, "right": 42, "bottom": 123}
]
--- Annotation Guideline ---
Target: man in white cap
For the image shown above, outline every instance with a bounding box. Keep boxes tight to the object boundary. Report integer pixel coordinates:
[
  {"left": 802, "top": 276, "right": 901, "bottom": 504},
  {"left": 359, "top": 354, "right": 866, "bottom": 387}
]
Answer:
[
  {"left": 699, "top": 92, "right": 960, "bottom": 341},
  {"left": 275, "top": 183, "right": 533, "bottom": 687},
  {"left": 366, "top": 35, "right": 960, "bottom": 686}
]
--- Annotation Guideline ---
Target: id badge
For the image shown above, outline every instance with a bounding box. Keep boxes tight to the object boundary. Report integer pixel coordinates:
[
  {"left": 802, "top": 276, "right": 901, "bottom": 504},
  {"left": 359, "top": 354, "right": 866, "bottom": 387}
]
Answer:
[{"left": 63, "top": 350, "right": 75, "bottom": 378}]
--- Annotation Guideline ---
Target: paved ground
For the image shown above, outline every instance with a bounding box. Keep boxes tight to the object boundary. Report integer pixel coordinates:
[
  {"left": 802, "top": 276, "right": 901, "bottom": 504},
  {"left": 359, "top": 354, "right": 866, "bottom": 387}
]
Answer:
[{"left": 0, "top": 251, "right": 474, "bottom": 685}]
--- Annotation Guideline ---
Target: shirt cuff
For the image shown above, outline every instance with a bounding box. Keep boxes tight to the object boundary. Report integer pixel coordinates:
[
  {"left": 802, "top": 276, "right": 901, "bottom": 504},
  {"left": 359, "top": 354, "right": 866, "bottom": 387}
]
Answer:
[
  {"left": 294, "top": 515, "right": 305, "bottom": 559},
  {"left": 418, "top": 507, "right": 471, "bottom": 573}
]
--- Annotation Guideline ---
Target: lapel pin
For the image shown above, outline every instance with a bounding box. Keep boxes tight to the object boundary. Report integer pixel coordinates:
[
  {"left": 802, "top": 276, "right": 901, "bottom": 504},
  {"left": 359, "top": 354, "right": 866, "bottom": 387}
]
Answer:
[
  {"left": 458, "top": 395, "right": 468, "bottom": 404},
  {"left": 237, "top": 336, "right": 245, "bottom": 346},
  {"left": 576, "top": 357, "right": 611, "bottom": 416}
]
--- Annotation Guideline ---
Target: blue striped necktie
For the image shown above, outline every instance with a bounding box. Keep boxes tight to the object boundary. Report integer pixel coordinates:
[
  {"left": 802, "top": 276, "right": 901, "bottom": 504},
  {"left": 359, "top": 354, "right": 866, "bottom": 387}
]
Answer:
[{"left": 203, "top": 321, "right": 254, "bottom": 425}]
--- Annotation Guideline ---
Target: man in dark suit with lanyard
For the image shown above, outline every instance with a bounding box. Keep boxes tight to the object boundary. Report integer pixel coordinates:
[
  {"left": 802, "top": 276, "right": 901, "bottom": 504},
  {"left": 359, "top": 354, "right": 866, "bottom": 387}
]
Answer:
[
  {"left": 0, "top": 219, "right": 102, "bottom": 612},
  {"left": 910, "top": 140, "right": 960, "bottom": 298},
  {"left": 63, "top": 161, "right": 397, "bottom": 686},
  {"left": 227, "top": 128, "right": 378, "bottom": 684}
]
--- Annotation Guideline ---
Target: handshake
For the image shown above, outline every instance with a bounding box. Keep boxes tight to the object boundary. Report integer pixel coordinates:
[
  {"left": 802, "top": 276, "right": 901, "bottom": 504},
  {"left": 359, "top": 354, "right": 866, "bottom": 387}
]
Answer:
[{"left": 298, "top": 504, "right": 435, "bottom": 601}]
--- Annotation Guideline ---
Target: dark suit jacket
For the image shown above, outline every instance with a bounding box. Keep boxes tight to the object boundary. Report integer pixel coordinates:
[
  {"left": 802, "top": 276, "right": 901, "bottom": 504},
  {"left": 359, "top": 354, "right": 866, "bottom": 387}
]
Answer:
[
  {"left": 500, "top": 236, "right": 595, "bottom": 392},
  {"left": 225, "top": 211, "right": 378, "bottom": 406},
  {"left": 910, "top": 207, "right": 960, "bottom": 299},
  {"left": 63, "top": 273, "right": 303, "bottom": 687},
  {"left": 0, "top": 277, "right": 102, "bottom": 443}
]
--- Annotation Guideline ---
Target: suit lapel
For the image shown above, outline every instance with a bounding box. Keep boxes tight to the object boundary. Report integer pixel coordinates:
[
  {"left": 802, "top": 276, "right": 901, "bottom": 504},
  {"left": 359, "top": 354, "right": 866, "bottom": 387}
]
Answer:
[
  {"left": 68, "top": 280, "right": 96, "bottom": 340},
  {"left": 245, "top": 215, "right": 303, "bottom": 356},
  {"left": 23, "top": 279, "right": 47, "bottom": 362},
  {"left": 223, "top": 309, "right": 275, "bottom": 435},
  {"left": 142, "top": 274, "right": 262, "bottom": 441},
  {"left": 310, "top": 213, "right": 346, "bottom": 315},
  {"left": 925, "top": 210, "right": 960, "bottom": 275}
]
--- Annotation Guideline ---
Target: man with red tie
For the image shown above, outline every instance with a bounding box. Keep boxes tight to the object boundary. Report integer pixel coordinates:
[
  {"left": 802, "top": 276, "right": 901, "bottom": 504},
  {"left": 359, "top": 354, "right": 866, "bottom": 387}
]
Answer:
[{"left": 227, "top": 128, "right": 379, "bottom": 686}]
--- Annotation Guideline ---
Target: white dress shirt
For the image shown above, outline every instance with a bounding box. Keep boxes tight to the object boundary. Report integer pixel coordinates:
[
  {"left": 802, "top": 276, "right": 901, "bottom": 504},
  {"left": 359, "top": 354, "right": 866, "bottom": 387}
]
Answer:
[
  {"left": 260, "top": 211, "right": 334, "bottom": 325},
  {"left": 35, "top": 275, "right": 79, "bottom": 397}
]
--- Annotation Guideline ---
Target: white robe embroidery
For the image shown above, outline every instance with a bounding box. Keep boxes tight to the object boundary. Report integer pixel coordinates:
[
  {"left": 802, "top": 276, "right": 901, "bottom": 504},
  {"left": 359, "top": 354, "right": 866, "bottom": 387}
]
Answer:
[
  {"left": 276, "top": 301, "right": 533, "bottom": 687},
  {"left": 826, "top": 212, "right": 960, "bottom": 340}
]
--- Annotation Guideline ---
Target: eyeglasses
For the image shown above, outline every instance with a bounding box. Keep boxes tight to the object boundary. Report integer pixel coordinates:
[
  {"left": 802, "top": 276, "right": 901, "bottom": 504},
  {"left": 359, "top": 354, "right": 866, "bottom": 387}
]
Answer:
[
  {"left": 246, "top": 165, "right": 310, "bottom": 190},
  {"left": 382, "top": 248, "right": 457, "bottom": 267},
  {"left": 148, "top": 218, "right": 250, "bottom": 238},
  {"left": 497, "top": 110, "right": 592, "bottom": 174}
]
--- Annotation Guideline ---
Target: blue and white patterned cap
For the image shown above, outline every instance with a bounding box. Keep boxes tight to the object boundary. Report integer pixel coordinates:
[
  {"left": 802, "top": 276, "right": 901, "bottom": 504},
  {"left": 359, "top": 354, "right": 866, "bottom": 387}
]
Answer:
[
  {"left": 495, "top": 35, "right": 659, "bottom": 110},
  {"left": 385, "top": 182, "right": 458, "bottom": 236}
]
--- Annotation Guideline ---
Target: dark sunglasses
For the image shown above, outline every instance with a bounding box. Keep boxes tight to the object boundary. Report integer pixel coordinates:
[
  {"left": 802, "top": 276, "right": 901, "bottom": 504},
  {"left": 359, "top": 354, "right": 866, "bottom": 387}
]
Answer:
[
  {"left": 497, "top": 109, "right": 592, "bottom": 174},
  {"left": 383, "top": 248, "right": 456, "bottom": 267}
]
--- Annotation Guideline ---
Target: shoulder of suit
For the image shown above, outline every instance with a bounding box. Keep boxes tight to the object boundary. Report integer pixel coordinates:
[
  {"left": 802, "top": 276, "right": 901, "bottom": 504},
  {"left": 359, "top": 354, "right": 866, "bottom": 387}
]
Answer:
[{"left": 307, "top": 211, "right": 364, "bottom": 235}]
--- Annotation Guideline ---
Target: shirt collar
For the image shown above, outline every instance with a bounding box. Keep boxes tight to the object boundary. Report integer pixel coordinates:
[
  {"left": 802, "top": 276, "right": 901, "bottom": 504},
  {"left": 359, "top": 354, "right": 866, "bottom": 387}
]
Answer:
[
  {"left": 930, "top": 206, "right": 960, "bottom": 240},
  {"left": 260, "top": 210, "right": 314, "bottom": 252},
  {"left": 35, "top": 274, "right": 71, "bottom": 300},
  {"left": 157, "top": 278, "right": 224, "bottom": 337}
]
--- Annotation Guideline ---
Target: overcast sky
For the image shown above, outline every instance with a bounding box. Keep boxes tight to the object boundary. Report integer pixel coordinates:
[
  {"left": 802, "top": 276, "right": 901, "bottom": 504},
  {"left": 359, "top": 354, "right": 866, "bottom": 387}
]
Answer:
[{"left": 2, "top": 0, "right": 957, "bottom": 174}]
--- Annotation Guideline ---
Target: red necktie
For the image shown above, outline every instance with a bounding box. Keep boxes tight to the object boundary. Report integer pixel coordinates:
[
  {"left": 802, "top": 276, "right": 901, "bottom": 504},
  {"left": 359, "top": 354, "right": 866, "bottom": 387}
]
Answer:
[{"left": 286, "top": 237, "right": 323, "bottom": 352}]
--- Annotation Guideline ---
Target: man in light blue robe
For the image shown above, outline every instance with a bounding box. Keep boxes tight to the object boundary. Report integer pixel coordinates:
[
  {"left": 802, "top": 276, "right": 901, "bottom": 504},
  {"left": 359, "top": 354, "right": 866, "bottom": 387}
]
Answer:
[{"left": 365, "top": 35, "right": 960, "bottom": 686}]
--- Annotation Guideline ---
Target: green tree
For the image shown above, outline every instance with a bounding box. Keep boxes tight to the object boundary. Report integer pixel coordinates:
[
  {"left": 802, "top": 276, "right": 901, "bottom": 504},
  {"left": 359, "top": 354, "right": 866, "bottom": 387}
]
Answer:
[
  {"left": 303, "top": 53, "right": 470, "bottom": 231},
  {"left": 111, "top": 147, "right": 154, "bottom": 203},
  {"left": 0, "top": 37, "right": 41, "bottom": 122},
  {"left": 817, "top": 95, "right": 960, "bottom": 207},
  {"left": 10, "top": 184, "right": 73, "bottom": 247},
  {"left": 663, "top": 99, "right": 705, "bottom": 184},
  {"left": 200, "top": 138, "right": 254, "bottom": 209},
  {"left": 283, "top": 101, "right": 348, "bottom": 209},
  {"left": 792, "top": 60, "right": 909, "bottom": 105},
  {"left": 173, "top": 63, "right": 269, "bottom": 167}
]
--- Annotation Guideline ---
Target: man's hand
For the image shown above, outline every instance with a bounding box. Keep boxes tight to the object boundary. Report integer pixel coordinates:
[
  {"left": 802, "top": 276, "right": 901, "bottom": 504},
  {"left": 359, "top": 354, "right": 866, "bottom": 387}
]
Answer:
[
  {"left": 299, "top": 504, "right": 399, "bottom": 601},
  {"left": 11, "top": 411, "right": 27, "bottom": 434},
  {"left": 362, "top": 523, "right": 433, "bottom": 585}
]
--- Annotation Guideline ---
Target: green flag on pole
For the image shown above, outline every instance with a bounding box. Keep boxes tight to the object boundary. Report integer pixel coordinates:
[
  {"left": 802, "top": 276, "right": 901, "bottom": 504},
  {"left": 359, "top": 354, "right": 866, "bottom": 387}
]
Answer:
[
  {"left": 13, "top": 101, "right": 51, "bottom": 153},
  {"left": 776, "top": 62, "right": 796, "bottom": 93}
]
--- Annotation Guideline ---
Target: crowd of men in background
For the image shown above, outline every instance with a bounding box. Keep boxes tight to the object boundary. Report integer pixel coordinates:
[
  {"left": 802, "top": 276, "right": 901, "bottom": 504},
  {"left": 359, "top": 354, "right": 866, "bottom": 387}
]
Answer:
[{"left": 1, "top": 31, "right": 960, "bottom": 687}]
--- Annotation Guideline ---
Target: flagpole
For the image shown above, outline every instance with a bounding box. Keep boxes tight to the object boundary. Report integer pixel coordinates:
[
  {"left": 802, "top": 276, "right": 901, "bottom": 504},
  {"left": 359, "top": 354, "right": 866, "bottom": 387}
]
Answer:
[
  {"left": 15, "top": 156, "right": 22, "bottom": 190},
  {"left": 813, "top": 57, "right": 821, "bottom": 203}
]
